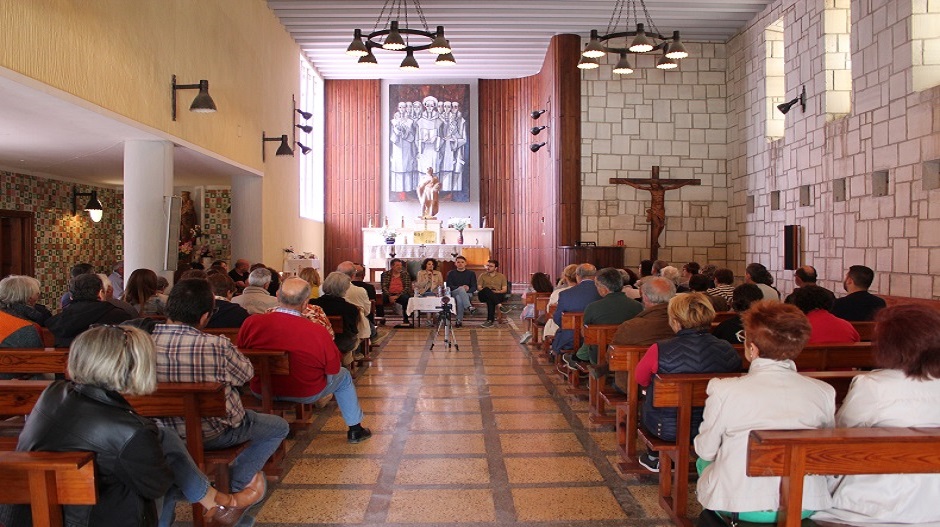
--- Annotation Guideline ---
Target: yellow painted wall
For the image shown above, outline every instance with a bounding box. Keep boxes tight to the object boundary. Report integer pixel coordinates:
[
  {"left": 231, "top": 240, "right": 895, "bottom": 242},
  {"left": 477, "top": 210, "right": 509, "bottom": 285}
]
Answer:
[{"left": 1, "top": 0, "right": 325, "bottom": 266}]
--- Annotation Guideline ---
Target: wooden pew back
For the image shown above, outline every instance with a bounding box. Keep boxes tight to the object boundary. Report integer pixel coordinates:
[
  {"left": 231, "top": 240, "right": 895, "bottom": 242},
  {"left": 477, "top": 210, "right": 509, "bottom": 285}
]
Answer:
[
  {"left": 203, "top": 327, "right": 240, "bottom": 340},
  {"left": 0, "top": 451, "right": 97, "bottom": 527},
  {"left": 0, "top": 350, "right": 69, "bottom": 375}
]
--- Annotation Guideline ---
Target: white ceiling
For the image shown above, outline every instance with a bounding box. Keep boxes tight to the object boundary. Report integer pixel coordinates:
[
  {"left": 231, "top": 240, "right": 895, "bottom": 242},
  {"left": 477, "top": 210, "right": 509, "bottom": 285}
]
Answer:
[
  {"left": 0, "top": 1, "right": 772, "bottom": 189},
  {"left": 268, "top": 0, "right": 773, "bottom": 79}
]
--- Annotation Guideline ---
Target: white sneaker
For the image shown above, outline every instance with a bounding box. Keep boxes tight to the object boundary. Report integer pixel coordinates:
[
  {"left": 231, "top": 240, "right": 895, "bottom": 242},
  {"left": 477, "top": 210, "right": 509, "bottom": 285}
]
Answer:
[{"left": 519, "top": 332, "right": 532, "bottom": 344}]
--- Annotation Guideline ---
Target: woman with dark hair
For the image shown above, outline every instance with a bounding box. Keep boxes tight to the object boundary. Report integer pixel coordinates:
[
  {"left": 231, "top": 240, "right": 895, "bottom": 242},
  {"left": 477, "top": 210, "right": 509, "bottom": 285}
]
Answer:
[
  {"left": 745, "top": 263, "right": 779, "bottom": 301},
  {"left": 413, "top": 258, "right": 443, "bottom": 296},
  {"left": 530, "top": 272, "right": 554, "bottom": 293},
  {"left": 695, "top": 301, "right": 835, "bottom": 523},
  {"left": 788, "top": 284, "right": 859, "bottom": 344},
  {"left": 123, "top": 269, "right": 168, "bottom": 316},
  {"left": 712, "top": 283, "right": 763, "bottom": 344},
  {"left": 814, "top": 304, "right": 940, "bottom": 524}
]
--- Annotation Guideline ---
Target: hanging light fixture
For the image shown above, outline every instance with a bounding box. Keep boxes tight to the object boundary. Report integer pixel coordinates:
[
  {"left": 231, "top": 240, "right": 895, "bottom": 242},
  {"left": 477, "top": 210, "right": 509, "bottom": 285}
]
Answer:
[
  {"left": 579, "top": 0, "right": 689, "bottom": 76},
  {"left": 262, "top": 132, "right": 294, "bottom": 161},
  {"left": 345, "top": 0, "right": 454, "bottom": 70}
]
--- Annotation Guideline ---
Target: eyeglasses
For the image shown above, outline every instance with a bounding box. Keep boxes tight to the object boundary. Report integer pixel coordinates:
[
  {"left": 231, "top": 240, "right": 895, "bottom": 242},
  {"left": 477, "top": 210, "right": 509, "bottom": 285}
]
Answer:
[{"left": 90, "top": 323, "right": 133, "bottom": 342}]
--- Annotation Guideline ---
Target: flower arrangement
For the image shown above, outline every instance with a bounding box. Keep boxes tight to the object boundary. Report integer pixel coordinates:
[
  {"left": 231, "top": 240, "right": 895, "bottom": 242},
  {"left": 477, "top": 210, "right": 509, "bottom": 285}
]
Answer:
[
  {"left": 283, "top": 246, "right": 295, "bottom": 255},
  {"left": 379, "top": 226, "right": 398, "bottom": 239},
  {"left": 178, "top": 240, "right": 194, "bottom": 255},
  {"left": 447, "top": 217, "right": 470, "bottom": 231}
]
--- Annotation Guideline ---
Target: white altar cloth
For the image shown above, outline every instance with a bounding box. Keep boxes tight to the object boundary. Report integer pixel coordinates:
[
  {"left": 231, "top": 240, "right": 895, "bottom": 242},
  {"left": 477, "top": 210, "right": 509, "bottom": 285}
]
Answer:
[
  {"left": 282, "top": 258, "right": 320, "bottom": 276},
  {"left": 369, "top": 244, "right": 484, "bottom": 261},
  {"left": 406, "top": 296, "right": 445, "bottom": 316}
]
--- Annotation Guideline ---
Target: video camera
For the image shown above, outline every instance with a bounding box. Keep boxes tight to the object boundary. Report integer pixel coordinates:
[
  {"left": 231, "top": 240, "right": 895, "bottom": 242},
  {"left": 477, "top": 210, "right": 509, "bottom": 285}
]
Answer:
[{"left": 439, "top": 295, "right": 453, "bottom": 318}]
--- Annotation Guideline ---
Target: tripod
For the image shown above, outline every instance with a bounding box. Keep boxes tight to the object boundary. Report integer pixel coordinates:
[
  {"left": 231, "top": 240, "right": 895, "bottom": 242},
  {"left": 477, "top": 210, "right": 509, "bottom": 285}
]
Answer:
[{"left": 429, "top": 300, "right": 461, "bottom": 352}]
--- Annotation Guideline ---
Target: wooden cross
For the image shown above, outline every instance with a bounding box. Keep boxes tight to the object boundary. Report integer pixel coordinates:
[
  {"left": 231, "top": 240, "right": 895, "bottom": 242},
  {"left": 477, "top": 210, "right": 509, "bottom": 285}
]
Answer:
[{"left": 609, "top": 166, "right": 701, "bottom": 261}]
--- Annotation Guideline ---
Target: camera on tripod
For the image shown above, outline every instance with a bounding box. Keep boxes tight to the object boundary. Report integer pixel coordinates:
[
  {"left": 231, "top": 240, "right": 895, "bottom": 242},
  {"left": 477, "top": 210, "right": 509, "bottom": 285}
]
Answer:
[{"left": 439, "top": 294, "right": 453, "bottom": 320}]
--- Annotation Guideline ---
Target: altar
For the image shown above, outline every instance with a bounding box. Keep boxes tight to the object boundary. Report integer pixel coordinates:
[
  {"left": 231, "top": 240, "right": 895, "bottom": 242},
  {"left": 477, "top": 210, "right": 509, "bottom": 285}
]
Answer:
[{"left": 362, "top": 222, "right": 494, "bottom": 273}]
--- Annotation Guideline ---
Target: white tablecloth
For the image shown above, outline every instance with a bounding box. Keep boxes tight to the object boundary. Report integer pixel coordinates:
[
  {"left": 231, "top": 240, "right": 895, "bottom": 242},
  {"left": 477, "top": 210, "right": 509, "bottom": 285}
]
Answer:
[
  {"left": 406, "top": 296, "right": 445, "bottom": 316},
  {"left": 369, "top": 244, "right": 484, "bottom": 261},
  {"left": 282, "top": 258, "right": 320, "bottom": 276}
]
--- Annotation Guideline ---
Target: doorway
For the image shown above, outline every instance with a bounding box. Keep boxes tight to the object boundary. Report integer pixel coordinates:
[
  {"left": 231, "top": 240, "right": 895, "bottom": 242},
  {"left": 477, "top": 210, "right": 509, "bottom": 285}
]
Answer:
[{"left": 0, "top": 210, "right": 35, "bottom": 277}]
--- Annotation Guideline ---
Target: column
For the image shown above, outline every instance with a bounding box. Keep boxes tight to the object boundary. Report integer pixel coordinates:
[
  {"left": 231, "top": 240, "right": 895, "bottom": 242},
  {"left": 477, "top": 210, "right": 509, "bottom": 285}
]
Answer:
[
  {"left": 229, "top": 173, "right": 263, "bottom": 264},
  {"left": 123, "top": 140, "right": 174, "bottom": 277}
]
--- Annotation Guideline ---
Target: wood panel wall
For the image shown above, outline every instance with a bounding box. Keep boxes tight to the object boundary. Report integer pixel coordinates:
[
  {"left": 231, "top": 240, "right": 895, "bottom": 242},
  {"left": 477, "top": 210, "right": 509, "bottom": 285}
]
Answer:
[
  {"left": 479, "top": 34, "right": 582, "bottom": 283},
  {"left": 323, "top": 79, "right": 381, "bottom": 271}
]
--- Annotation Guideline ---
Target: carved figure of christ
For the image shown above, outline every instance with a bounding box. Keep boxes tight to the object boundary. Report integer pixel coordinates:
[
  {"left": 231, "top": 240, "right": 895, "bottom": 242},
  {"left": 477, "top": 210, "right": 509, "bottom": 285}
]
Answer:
[{"left": 609, "top": 166, "right": 701, "bottom": 260}]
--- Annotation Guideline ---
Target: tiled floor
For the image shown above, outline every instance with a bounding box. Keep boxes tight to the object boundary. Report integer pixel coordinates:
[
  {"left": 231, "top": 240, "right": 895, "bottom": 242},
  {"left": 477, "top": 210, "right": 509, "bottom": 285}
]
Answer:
[{"left": 240, "top": 321, "right": 679, "bottom": 526}]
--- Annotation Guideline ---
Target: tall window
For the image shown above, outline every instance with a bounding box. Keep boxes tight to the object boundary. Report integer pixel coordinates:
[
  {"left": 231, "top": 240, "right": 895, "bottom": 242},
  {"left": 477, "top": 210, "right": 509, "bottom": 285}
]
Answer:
[
  {"left": 912, "top": 0, "right": 940, "bottom": 91},
  {"left": 824, "top": 1, "right": 852, "bottom": 118},
  {"left": 299, "top": 55, "right": 325, "bottom": 221},
  {"left": 765, "top": 18, "right": 785, "bottom": 139}
]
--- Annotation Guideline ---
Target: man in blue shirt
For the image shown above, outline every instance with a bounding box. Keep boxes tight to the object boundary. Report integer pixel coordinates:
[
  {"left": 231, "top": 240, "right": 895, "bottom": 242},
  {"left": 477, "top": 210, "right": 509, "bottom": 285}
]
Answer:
[{"left": 445, "top": 256, "right": 477, "bottom": 327}]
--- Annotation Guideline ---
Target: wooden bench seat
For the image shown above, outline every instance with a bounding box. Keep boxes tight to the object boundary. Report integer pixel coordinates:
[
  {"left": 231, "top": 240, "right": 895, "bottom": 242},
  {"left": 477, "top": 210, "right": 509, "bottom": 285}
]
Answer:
[
  {"left": 747, "top": 427, "right": 940, "bottom": 527},
  {"left": 560, "top": 312, "right": 585, "bottom": 393},
  {"left": 580, "top": 323, "right": 620, "bottom": 423},
  {"left": 0, "top": 349, "right": 69, "bottom": 376},
  {"left": 0, "top": 450, "right": 97, "bottom": 527}
]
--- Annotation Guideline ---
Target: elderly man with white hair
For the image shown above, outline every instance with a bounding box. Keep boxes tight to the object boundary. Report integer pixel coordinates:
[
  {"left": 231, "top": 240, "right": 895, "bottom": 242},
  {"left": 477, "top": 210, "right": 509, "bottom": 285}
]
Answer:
[
  {"left": 336, "top": 261, "right": 374, "bottom": 340},
  {"left": 231, "top": 267, "right": 279, "bottom": 314}
]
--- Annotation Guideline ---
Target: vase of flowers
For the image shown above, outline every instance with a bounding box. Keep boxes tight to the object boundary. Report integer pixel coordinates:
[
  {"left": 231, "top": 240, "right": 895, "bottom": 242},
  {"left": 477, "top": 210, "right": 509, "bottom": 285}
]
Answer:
[
  {"left": 448, "top": 217, "right": 469, "bottom": 245},
  {"left": 379, "top": 227, "right": 398, "bottom": 244}
]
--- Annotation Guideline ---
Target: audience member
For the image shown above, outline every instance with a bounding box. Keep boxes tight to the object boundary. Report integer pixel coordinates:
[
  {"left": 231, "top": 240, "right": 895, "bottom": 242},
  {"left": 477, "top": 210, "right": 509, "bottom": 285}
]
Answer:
[
  {"left": 156, "top": 276, "right": 169, "bottom": 295},
  {"left": 789, "top": 284, "right": 860, "bottom": 344},
  {"left": 97, "top": 273, "right": 138, "bottom": 318},
  {"left": 636, "top": 292, "right": 741, "bottom": 472},
  {"left": 689, "top": 274, "right": 729, "bottom": 312},
  {"left": 815, "top": 304, "right": 940, "bottom": 524},
  {"left": 700, "top": 264, "right": 718, "bottom": 288},
  {"left": 48, "top": 274, "right": 132, "bottom": 347},
  {"left": 238, "top": 278, "right": 372, "bottom": 444},
  {"left": 542, "top": 264, "right": 578, "bottom": 339},
  {"left": 351, "top": 263, "right": 378, "bottom": 326},
  {"left": 206, "top": 274, "right": 250, "bottom": 328},
  {"left": 783, "top": 265, "right": 835, "bottom": 305},
  {"left": 659, "top": 265, "right": 687, "bottom": 292},
  {"left": 109, "top": 260, "right": 125, "bottom": 300},
  {"left": 60, "top": 262, "right": 94, "bottom": 309},
  {"left": 680, "top": 261, "right": 700, "bottom": 288},
  {"left": 610, "top": 277, "right": 678, "bottom": 348},
  {"left": 695, "top": 301, "right": 835, "bottom": 522},
  {"left": 228, "top": 259, "right": 251, "bottom": 290},
  {"left": 745, "top": 263, "right": 779, "bottom": 300},
  {"left": 381, "top": 259, "right": 414, "bottom": 328},
  {"left": 0, "top": 276, "right": 43, "bottom": 348},
  {"left": 566, "top": 267, "right": 643, "bottom": 368},
  {"left": 478, "top": 259, "right": 511, "bottom": 328},
  {"left": 414, "top": 258, "right": 444, "bottom": 296},
  {"left": 518, "top": 272, "right": 553, "bottom": 344},
  {"left": 310, "top": 272, "right": 362, "bottom": 360},
  {"left": 123, "top": 268, "right": 169, "bottom": 316},
  {"left": 445, "top": 256, "right": 478, "bottom": 328},
  {"left": 299, "top": 266, "right": 322, "bottom": 299},
  {"left": 621, "top": 267, "right": 641, "bottom": 300},
  {"left": 550, "top": 263, "right": 600, "bottom": 351},
  {"left": 830, "top": 265, "right": 886, "bottom": 321},
  {"left": 0, "top": 274, "right": 51, "bottom": 326},
  {"left": 211, "top": 260, "right": 229, "bottom": 272},
  {"left": 152, "top": 279, "right": 288, "bottom": 520},
  {"left": 706, "top": 268, "right": 735, "bottom": 303},
  {"left": 336, "top": 261, "right": 373, "bottom": 340},
  {"left": 232, "top": 267, "right": 279, "bottom": 314},
  {"left": 179, "top": 269, "right": 208, "bottom": 281},
  {"left": 651, "top": 260, "right": 669, "bottom": 276},
  {"left": 712, "top": 283, "right": 763, "bottom": 344}
]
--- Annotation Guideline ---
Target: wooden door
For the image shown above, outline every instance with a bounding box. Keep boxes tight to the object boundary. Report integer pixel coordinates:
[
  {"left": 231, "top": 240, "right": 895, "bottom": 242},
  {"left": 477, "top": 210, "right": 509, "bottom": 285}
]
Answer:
[{"left": 0, "top": 210, "right": 35, "bottom": 277}]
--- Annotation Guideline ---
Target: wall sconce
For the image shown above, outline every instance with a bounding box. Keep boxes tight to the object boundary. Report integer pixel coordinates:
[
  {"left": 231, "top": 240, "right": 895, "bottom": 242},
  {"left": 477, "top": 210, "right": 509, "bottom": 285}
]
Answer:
[
  {"left": 531, "top": 109, "right": 546, "bottom": 120},
  {"left": 296, "top": 124, "right": 313, "bottom": 134},
  {"left": 777, "top": 85, "right": 806, "bottom": 115},
  {"left": 171, "top": 75, "right": 217, "bottom": 121},
  {"left": 530, "top": 142, "right": 547, "bottom": 152},
  {"left": 72, "top": 186, "right": 103, "bottom": 223},
  {"left": 530, "top": 126, "right": 547, "bottom": 136},
  {"left": 296, "top": 109, "right": 313, "bottom": 120},
  {"left": 262, "top": 132, "right": 294, "bottom": 161},
  {"left": 297, "top": 142, "right": 312, "bottom": 155}
]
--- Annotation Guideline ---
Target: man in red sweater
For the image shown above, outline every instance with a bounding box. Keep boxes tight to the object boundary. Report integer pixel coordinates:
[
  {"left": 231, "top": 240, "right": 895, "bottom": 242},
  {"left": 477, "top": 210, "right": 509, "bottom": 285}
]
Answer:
[{"left": 238, "top": 277, "right": 372, "bottom": 444}]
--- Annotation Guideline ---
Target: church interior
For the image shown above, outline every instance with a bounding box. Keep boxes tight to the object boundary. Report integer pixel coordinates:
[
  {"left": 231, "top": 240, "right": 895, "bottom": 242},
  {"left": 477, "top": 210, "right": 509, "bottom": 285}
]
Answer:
[{"left": 1, "top": 0, "right": 939, "bottom": 526}]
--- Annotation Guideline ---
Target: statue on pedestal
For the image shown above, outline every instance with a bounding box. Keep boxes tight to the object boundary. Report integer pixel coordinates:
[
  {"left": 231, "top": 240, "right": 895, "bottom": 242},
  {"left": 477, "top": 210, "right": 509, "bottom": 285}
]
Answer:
[{"left": 417, "top": 167, "right": 441, "bottom": 219}]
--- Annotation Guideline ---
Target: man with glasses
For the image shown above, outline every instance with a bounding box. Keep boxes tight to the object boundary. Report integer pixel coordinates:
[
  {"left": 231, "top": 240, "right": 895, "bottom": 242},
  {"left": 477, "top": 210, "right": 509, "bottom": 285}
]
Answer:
[{"left": 477, "top": 259, "right": 509, "bottom": 328}]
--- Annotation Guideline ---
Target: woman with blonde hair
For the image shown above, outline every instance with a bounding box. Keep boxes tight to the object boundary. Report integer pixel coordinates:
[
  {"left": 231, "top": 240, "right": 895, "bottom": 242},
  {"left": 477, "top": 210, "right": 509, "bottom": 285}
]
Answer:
[
  {"left": 635, "top": 292, "right": 741, "bottom": 472},
  {"left": 299, "top": 266, "right": 322, "bottom": 299},
  {"left": 0, "top": 325, "right": 261, "bottom": 526},
  {"left": 542, "top": 264, "right": 578, "bottom": 339}
]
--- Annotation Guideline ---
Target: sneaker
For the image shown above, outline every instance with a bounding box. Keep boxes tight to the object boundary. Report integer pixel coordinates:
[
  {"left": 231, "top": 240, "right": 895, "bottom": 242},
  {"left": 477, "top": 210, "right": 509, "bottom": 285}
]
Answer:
[
  {"left": 638, "top": 452, "right": 660, "bottom": 473},
  {"left": 481, "top": 320, "right": 495, "bottom": 328},
  {"left": 499, "top": 304, "right": 513, "bottom": 314},
  {"left": 519, "top": 332, "right": 532, "bottom": 344},
  {"left": 467, "top": 306, "right": 477, "bottom": 315},
  {"left": 455, "top": 321, "right": 463, "bottom": 328},
  {"left": 562, "top": 352, "right": 578, "bottom": 369},
  {"left": 347, "top": 427, "right": 373, "bottom": 444}
]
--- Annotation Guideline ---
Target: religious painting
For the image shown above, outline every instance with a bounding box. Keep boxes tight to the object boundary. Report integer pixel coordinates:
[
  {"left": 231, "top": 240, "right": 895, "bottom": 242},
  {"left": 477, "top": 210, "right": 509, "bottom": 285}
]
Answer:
[{"left": 388, "top": 84, "right": 470, "bottom": 203}]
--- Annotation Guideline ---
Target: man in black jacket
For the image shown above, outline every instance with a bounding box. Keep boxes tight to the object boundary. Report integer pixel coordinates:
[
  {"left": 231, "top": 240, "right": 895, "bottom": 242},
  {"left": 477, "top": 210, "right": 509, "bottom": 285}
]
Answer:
[
  {"left": 206, "top": 273, "right": 250, "bottom": 328},
  {"left": 47, "top": 274, "right": 132, "bottom": 347}
]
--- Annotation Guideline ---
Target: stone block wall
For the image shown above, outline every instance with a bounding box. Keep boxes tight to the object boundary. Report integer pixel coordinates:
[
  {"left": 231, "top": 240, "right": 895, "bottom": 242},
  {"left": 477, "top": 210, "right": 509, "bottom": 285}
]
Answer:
[{"left": 580, "top": 43, "right": 731, "bottom": 268}]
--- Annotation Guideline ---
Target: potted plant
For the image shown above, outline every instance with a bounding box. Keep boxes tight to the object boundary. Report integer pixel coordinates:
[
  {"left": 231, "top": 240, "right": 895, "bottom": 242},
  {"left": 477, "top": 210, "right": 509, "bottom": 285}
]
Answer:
[
  {"left": 379, "top": 226, "right": 398, "bottom": 244},
  {"left": 447, "top": 217, "right": 470, "bottom": 244}
]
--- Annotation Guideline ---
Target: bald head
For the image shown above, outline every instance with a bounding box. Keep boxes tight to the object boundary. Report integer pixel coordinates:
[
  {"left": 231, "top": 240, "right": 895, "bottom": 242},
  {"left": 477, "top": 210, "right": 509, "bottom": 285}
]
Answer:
[
  {"left": 576, "top": 263, "right": 597, "bottom": 281},
  {"left": 793, "top": 265, "right": 818, "bottom": 287},
  {"left": 277, "top": 277, "right": 311, "bottom": 308},
  {"left": 234, "top": 259, "right": 250, "bottom": 272},
  {"left": 336, "top": 261, "right": 356, "bottom": 278}
]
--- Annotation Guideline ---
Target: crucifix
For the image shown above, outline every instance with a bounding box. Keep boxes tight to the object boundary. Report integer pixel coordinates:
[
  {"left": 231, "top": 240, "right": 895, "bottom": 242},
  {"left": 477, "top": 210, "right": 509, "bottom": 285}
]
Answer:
[{"left": 610, "top": 166, "right": 701, "bottom": 260}]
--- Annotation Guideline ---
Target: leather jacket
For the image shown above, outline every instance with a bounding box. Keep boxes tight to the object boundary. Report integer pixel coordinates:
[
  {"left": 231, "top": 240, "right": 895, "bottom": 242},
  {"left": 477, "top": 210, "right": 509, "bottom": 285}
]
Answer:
[{"left": 0, "top": 381, "right": 173, "bottom": 527}]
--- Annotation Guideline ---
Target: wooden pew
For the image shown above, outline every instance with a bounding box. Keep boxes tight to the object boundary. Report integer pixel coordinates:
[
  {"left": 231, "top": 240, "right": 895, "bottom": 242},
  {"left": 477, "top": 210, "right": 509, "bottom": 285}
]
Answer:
[
  {"left": 525, "top": 291, "right": 551, "bottom": 344},
  {"left": 0, "top": 451, "right": 97, "bottom": 527},
  {"left": 643, "top": 370, "right": 858, "bottom": 527},
  {"left": 0, "top": 350, "right": 69, "bottom": 376},
  {"left": 560, "top": 312, "right": 585, "bottom": 392},
  {"left": 851, "top": 320, "right": 875, "bottom": 341},
  {"left": 612, "top": 342, "right": 875, "bottom": 474},
  {"left": 238, "top": 348, "right": 318, "bottom": 433},
  {"left": 580, "top": 324, "right": 620, "bottom": 423},
  {"left": 747, "top": 427, "right": 940, "bottom": 527},
  {"left": 203, "top": 327, "right": 240, "bottom": 340}
]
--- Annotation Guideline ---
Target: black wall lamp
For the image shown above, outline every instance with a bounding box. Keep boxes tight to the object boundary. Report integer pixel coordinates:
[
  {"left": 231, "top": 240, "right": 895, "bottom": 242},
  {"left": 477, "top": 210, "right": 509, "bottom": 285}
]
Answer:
[
  {"left": 296, "top": 124, "right": 313, "bottom": 134},
  {"left": 296, "top": 142, "right": 312, "bottom": 155},
  {"left": 530, "top": 126, "right": 547, "bottom": 136},
  {"left": 262, "top": 132, "right": 294, "bottom": 161},
  {"left": 777, "top": 85, "right": 806, "bottom": 115},
  {"left": 530, "top": 142, "right": 547, "bottom": 152},
  {"left": 171, "top": 75, "right": 217, "bottom": 121},
  {"left": 531, "top": 109, "right": 546, "bottom": 120},
  {"left": 72, "top": 186, "right": 103, "bottom": 223},
  {"left": 296, "top": 108, "right": 313, "bottom": 120}
]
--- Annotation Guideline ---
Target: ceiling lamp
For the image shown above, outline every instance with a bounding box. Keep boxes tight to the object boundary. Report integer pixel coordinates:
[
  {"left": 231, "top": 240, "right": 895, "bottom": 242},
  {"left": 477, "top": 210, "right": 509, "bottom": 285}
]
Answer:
[
  {"left": 345, "top": 0, "right": 454, "bottom": 70},
  {"left": 579, "top": 0, "right": 689, "bottom": 76}
]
